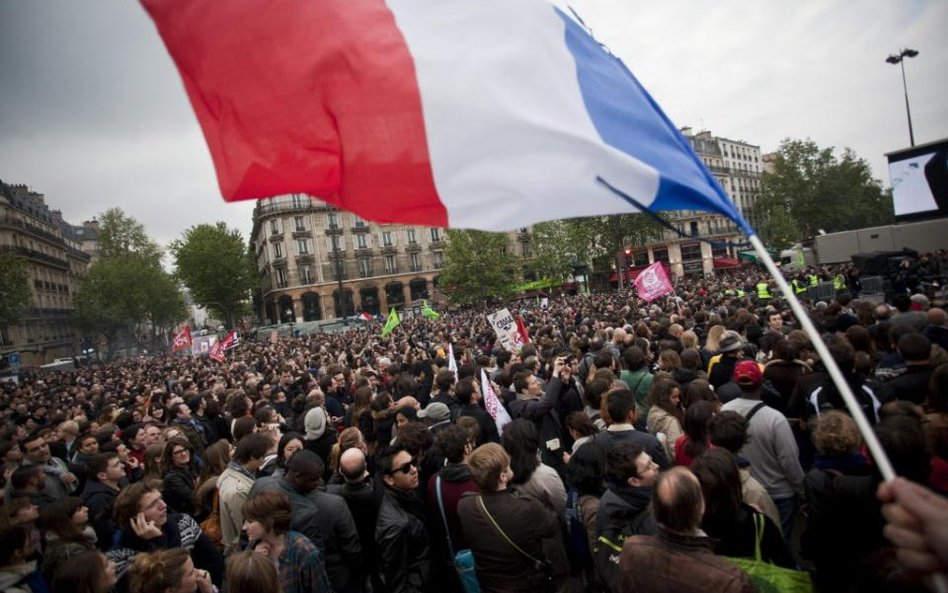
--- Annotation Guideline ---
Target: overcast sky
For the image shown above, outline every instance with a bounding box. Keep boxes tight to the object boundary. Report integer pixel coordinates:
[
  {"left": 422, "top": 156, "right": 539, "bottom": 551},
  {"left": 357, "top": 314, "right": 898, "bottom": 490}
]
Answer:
[{"left": 1, "top": 1, "right": 945, "bottom": 250}]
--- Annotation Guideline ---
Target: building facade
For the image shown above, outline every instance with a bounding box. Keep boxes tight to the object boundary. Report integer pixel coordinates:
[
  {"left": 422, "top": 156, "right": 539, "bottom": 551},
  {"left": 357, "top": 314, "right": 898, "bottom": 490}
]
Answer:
[
  {"left": 0, "top": 182, "right": 92, "bottom": 365},
  {"left": 251, "top": 195, "right": 452, "bottom": 324},
  {"left": 620, "top": 128, "right": 763, "bottom": 279}
]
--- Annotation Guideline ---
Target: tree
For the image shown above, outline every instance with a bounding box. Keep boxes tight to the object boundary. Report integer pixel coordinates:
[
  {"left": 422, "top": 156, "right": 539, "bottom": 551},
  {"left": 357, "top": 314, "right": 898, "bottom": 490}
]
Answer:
[
  {"left": 0, "top": 251, "right": 31, "bottom": 329},
  {"left": 170, "top": 222, "right": 256, "bottom": 328},
  {"left": 97, "top": 207, "right": 164, "bottom": 266},
  {"left": 440, "top": 229, "right": 518, "bottom": 304},
  {"left": 73, "top": 209, "right": 184, "bottom": 356},
  {"left": 527, "top": 220, "right": 580, "bottom": 283},
  {"left": 74, "top": 254, "right": 186, "bottom": 357},
  {"left": 754, "top": 139, "right": 894, "bottom": 249},
  {"left": 559, "top": 214, "right": 662, "bottom": 285}
]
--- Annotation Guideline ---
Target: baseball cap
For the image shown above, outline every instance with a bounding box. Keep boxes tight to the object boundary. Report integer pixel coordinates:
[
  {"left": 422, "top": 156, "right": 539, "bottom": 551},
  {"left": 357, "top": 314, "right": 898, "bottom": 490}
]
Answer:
[{"left": 732, "top": 360, "right": 763, "bottom": 387}]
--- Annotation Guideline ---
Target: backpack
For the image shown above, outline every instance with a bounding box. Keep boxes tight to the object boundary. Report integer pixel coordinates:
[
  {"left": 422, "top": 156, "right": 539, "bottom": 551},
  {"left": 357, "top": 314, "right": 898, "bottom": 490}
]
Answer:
[
  {"left": 199, "top": 489, "right": 223, "bottom": 546},
  {"left": 593, "top": 508, "right": 653, "bottom": 593},
  {"left": 564, "top": 489, "right": 593, "bottom": 568}
]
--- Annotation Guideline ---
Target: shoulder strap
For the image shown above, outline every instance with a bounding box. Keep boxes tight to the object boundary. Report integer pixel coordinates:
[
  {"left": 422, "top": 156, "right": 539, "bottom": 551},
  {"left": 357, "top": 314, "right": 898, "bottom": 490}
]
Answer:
[
  {"left": 435, "top": 476, "right": 455, "bottom": 557},
  {"left": 751, "top": 512, "right": 765, "bottom": 562},
  {"left": 744, "top": 402, "right": 767, "bottom": 423},
  {"left": 477, "top": 495, "right": 542, "bottom": 565}
]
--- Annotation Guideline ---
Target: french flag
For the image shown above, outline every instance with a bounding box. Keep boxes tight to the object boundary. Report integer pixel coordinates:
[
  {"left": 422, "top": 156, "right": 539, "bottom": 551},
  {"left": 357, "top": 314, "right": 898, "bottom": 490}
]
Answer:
[{"left": 142, "top": 0, "right": 752, "bottom": 235}]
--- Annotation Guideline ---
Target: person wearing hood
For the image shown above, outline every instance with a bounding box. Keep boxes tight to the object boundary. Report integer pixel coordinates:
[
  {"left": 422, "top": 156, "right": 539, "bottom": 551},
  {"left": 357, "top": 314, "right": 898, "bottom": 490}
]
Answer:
[
  {"left": 303, "top": 407, "right": 337, "bottom": 483},
  {"left": 426, "top": 425, "right": 478, "bottom": 593}
]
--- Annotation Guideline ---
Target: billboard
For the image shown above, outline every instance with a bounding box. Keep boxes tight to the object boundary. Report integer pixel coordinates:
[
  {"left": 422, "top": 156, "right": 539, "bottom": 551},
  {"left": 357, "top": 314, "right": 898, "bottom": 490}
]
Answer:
[{"left": 887, "top": 137, "right": 948, "bottom": 221}]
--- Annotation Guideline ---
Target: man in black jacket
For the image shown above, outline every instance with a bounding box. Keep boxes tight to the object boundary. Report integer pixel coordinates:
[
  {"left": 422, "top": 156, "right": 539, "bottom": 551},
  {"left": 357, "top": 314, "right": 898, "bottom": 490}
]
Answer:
[
  {"left": 328, "top": 447, "right": 384, "bottom": 593},
  {"left": 376, "top": 446, "right": 431, "bottom": 593},
  {"left": 80, "top": 452, "right": 125, "bottom": 550},
  {"left": 456, "top": 377, "right": 499, "bottom": 443}
]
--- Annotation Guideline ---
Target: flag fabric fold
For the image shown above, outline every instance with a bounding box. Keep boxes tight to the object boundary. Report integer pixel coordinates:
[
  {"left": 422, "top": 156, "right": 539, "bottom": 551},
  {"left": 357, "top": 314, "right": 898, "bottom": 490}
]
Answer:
[
  {"left": 171, "top": 326, "right": 192, "bottom": 353},
  {"left": 448, "top": 343, "right": 458, "bottom": 373},
  {"left": 381, "top": 308, "right": 400, "bottom": 337},
  {"left": 634, "top": 261, "right": 674, "bottom": 302},
  {"left": 141, "top": 0, "right": 753, "bottom": 235},
  {"left": 422, "top": 300, "right": 440, "bottom": 320},
  {"left": 481, "top": 368, "right": 512, "bottom": 436}
]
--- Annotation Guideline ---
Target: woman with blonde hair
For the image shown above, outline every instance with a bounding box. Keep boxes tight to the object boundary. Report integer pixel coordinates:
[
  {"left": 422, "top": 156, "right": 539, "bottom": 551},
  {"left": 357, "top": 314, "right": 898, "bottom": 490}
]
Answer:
[
  {"left": 328, "top": 427, "right": 367, "bottom": 475},
  {"left": 225, "top": 550, "right": 282, "bottom": 593},
  {"left": 128, "top": 547, "right": 213, "bottom": 593},
  {"left": 701, "top": 324, "right": 726, "bottom": 369}
]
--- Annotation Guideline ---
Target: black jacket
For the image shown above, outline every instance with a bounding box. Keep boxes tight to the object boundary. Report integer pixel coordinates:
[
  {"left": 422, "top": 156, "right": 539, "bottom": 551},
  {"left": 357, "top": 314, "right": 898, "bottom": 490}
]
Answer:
[
  {"left": 80, "top": 479, "right": 120, "bottom": 551},
  {"left": 458, "top": 403, "right": 499, "bottom": 444},
  {"left": 162, "top": 465, "right": 198, "bottom": 515},
  {"left": 508, "top": 377, "right": 567, "bottom": 472},
  {"left": 375, "top": 487, "right": 431, "bottom": 593}
]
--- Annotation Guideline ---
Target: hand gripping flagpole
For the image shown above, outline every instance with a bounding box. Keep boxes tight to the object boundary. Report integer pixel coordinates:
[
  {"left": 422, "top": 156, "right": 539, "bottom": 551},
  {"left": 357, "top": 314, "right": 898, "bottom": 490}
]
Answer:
[{"left": 747, "top": 234, "right": 895, "bottom": 481}]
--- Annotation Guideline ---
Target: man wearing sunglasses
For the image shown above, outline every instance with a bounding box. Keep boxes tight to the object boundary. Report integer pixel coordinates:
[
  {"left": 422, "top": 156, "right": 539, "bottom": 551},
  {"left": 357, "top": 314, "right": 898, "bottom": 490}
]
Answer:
[{"left": 376, "top": 446, "right": 431, "bottom": 593}]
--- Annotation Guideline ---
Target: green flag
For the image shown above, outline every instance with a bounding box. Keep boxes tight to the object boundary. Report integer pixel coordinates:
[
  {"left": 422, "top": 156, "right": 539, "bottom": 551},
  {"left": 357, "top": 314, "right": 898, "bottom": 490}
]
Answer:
[
  {"left": 422, "top": 300, "right": 440, "bottom": 320},
  {"left": 381, "top": 308, "right": 400, "bottom": 336}
]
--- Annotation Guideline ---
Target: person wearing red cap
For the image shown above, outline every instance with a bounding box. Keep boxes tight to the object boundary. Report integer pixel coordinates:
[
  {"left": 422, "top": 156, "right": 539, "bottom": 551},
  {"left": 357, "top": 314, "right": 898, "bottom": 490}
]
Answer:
[{"left": 720, "top": 359, "right": 804, "bottom": 548}]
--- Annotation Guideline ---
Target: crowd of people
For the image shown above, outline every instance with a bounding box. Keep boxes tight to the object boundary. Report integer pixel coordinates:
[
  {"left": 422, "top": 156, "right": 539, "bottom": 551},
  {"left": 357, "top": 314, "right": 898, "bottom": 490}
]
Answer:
[{"left": 1, "top": 262, "right": 947, "bottom": 593}]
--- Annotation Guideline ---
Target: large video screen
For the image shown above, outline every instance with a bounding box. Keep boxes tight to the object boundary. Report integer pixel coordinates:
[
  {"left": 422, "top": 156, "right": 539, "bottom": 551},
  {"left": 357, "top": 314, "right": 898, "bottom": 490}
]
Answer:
[{"left": 887, "top": 138, "right": 948, "bottom": 221}]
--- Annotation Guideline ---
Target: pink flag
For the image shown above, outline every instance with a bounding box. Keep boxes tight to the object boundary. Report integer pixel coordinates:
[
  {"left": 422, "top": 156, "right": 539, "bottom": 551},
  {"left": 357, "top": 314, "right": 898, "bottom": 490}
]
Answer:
[
  {"left": 633, "top": 262, "right": 674, "bottom": 302},
  {"left": 480, "top": 369, "right": 512, "bottom": 436},
  {"left": 171, "top": 326, "right": 192, "bottom": 353}
]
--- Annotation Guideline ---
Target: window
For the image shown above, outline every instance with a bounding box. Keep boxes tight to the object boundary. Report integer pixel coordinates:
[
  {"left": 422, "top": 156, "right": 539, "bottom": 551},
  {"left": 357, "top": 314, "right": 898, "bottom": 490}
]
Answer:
[
  {"left": 384, "top": 255, "right": 397, "bottom": 275},
  {"left": 296, "top": 239, "right": 309, "bottom": 255},
  {"left": 275, "top": 267, "right": 287, "bottom": 288},
  {"left": 432, "top": 250, "right": 444, "bottom": 268},
  {"left": 406, "top": 229, "right": 417, "bottom": 244},
  {"left": 681, "top": 243, "right": 702, "bottom": 262},
  {"left": 430, "top": 228, "right": 442, "bottom": 242},
  {"left": 327, "top": 211, "right": 339, "bottom": 229},
  {"left": 299, "top": 264, "right": 313, "bottom": 284},
  {"left": 327, "top": 236, "right": 345, "bottom": 252},
  {"left": 358, "top": 257, "right": 372, "bottom": 278},
  {"left": 521, "top": 241, "right": 531, "bottom": 258},
  {"left": 382, "top": 231, "right": 394, "bottom": 247},
  {"left": 294, "top": 216, "right": 305, "bottom": 232},
  {"left": 409, "top": 252, "right": 421, "bottom": 272},
  {"left": 633, "top": 251, "right": 649, "bottom": 267},
  {"left": 356, "top": 233, "right": 368, "bottom": 249},
  {"left": 270, "top": 219, "right": 281, "bottom": 235},
  {"left": 354, "top": 215, "right": 366, "bottom": 228},
  {"left": 273, "top": 242, "right": 284, "bottom": 259},
  {"left": 291, "top": 194, "right": 304, "bottom": 209},
  {"left": 653, "top": 248, "right": 669, "bottom": 263}
]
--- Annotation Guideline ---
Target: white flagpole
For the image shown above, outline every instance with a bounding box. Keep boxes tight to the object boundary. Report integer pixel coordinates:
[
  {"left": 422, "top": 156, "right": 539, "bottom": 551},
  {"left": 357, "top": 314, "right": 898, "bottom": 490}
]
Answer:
[{"left": 748, "top": 234, "right": 895, "bottom": 482}]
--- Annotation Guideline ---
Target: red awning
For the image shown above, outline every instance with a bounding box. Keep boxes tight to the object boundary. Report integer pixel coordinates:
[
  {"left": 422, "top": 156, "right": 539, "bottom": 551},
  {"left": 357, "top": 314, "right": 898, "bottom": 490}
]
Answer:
[{"left": 712, "top": 257, "right": 741, "bottom": 269}]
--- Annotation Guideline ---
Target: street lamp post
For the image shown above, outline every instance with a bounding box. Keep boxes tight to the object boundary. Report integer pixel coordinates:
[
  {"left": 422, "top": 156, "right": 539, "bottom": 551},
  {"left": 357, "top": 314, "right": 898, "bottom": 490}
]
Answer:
[{"left": 886, "top": 48, "right": 919, "bottom": 147}]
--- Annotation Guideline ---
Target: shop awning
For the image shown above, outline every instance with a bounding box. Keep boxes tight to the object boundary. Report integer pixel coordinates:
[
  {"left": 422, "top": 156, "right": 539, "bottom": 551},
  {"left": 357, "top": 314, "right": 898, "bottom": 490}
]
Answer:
[{"left": 712, "top": 257, "right": 741, "bottom": 269}]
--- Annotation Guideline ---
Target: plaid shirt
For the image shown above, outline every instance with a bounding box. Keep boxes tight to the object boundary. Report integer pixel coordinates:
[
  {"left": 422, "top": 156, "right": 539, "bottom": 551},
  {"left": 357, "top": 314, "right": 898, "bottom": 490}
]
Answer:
[{"left": 277, "top": 531, "right": 333, "bottom": 593}]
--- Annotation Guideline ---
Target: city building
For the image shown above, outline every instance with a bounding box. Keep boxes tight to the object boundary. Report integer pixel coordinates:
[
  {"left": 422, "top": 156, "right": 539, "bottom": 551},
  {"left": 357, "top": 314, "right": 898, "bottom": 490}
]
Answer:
[
  {"left": 618, "top": 128, "right": 763, "bottom": 279},
  {"left": 252, "top": 195, "right": 534, "bottom": 324},
  {"left": 0, "top": 181, "right": 92, "bottom": 365}
]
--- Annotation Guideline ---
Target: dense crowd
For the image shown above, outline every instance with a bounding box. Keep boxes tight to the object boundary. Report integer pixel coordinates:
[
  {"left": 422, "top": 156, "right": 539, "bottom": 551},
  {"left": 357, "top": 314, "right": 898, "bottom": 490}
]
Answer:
[{"left": 1, "top": 263, "right": 947, "bottom": 593}]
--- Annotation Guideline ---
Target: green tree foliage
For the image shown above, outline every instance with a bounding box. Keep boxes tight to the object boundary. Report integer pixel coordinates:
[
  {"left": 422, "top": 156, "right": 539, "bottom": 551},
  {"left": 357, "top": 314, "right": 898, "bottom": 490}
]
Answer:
[
  {"left": 74, "top": 210, "right": 185, "bottom": 355},
  {"left": 440, "top": 229, "right": 517, "bottom": 304},
  {"left": 559, "top": 214, "right": 661, "bottom": 284},
  {"left": 74, "top": 254, "right": 186, "bottom": 356},
  {"left": 527, "top": 221, "right": 580, "bottom": 282},
  {"left": 170, "top": 222, "right": 256, "bottom": 328},
  {"left": 754, "top": 139, "right": 894, "bottom": 249},
  {"left": 0, "top": 252, "right": 31, "bottom": 325},
  {"left": 96, "top": 207, "right": 163, "bottom": 265}
]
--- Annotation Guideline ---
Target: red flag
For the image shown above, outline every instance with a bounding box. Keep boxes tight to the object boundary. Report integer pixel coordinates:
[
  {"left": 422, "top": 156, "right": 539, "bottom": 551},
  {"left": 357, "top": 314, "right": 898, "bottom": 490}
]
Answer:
[
  {"left": 633, "top": 262, "right": 674, "bottom": 302},
  {"left": 515, "top": 315, "right": 530, "bottom": 345},
  {"left": 171, "top": 326, "right": 192, "bottom": 353},
  {"left": 208, "top": 339, "right": 225, "bottom": 363},
  {"left": 219, "top": 330, "right": 238, "bottom": 351}
]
